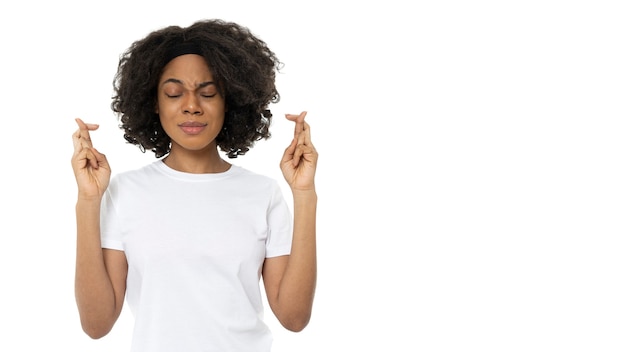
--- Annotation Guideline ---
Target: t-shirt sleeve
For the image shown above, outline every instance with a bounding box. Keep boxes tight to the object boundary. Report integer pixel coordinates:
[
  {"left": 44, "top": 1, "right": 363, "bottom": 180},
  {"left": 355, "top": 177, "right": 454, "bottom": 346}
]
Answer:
[
  {"left": 265, "top": 181, "right": 292, "bottom": 258},
  {"left": 100, "top": 180, "right": 124, "bottom": 251}
]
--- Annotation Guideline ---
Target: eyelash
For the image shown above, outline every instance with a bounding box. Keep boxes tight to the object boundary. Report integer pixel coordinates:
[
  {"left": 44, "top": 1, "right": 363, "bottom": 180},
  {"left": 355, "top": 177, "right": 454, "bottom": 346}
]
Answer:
[{"left": 165, "top": 93, "right": 216, "bottom": 98}]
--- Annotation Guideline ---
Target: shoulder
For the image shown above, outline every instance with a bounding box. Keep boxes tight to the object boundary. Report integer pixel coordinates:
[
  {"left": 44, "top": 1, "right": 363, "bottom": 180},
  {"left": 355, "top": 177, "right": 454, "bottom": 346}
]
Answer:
[
  {"left": 109, "top": 161, "right": 162, "bottom": 187},
  {"left": 230, "top": 165, "right": 280, "bottom": 188}
]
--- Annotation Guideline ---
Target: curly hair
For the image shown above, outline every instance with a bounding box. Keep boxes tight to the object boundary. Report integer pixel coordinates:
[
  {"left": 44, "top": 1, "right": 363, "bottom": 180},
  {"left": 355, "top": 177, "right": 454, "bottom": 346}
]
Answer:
[{"left": 111, "top": 19, "right": 282, "bottom": 158}]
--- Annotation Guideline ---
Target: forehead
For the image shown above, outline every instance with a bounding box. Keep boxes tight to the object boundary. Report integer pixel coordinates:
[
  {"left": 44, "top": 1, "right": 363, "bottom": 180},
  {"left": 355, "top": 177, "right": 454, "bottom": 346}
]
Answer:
[{"left": 160, "top": 54, "right": 213, "bottom": 83}]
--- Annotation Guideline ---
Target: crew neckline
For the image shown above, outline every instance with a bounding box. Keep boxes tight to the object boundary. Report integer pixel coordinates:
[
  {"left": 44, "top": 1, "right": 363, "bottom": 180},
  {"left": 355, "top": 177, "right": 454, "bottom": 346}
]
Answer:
[{"left": 153, "top": 159, "right": 239, "bottom": 181}]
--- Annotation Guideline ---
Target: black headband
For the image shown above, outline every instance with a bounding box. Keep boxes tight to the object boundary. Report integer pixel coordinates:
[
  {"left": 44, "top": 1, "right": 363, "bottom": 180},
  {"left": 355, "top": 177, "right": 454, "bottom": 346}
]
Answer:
[{"left": 163, "top": 41, "right": 203, "bottom": 64}]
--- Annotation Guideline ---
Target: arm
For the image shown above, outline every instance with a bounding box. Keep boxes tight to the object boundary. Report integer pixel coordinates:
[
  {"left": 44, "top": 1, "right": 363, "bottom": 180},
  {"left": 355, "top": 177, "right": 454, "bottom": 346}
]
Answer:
[
  {"left": 71, "top": 118, "right": 127, "bottom": 339},
  {"left": 263, "top": 112, "right": 318, "bottom": 332}
]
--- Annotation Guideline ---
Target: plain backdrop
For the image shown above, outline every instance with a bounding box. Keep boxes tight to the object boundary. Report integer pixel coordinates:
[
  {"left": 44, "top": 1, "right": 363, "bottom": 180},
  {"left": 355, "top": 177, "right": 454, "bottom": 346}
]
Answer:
[{"left": 1, "top": 0, "right": 625, "bottom": 351}]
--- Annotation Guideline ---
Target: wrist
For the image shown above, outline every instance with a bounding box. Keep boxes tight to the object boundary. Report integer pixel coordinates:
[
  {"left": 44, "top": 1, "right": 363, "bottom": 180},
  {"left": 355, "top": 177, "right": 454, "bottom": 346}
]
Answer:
[
  {"left": 292, "top": 188, "right": 317, "bottom": 203},
  {"left": 76, "top": 192, "right": 103, "bottom": 204}
]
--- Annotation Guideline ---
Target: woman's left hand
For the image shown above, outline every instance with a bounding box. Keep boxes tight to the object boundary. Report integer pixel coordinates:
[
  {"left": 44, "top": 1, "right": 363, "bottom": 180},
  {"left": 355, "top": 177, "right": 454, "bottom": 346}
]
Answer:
[{"left": 280, "top": 111, "right": 318, "bottom": 191}]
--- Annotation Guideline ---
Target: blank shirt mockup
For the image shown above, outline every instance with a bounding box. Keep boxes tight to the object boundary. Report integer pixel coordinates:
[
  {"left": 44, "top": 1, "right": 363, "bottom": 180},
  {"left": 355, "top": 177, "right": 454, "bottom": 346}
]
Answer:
[{"left": 100, "top": 160, "right": 293, "bottom": 352}]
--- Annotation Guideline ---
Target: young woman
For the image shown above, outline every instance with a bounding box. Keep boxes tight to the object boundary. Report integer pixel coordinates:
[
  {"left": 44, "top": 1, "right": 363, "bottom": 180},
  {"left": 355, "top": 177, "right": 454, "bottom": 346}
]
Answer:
[{"left": 71, "top": 19, "right": 317, "bottom": 351}]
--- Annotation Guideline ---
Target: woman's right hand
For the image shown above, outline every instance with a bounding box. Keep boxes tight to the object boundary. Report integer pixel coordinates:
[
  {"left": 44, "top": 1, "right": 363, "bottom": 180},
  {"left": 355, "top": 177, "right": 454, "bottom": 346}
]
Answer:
[{"left": 71, "top": 118, "right": 111, "bottom": 199}]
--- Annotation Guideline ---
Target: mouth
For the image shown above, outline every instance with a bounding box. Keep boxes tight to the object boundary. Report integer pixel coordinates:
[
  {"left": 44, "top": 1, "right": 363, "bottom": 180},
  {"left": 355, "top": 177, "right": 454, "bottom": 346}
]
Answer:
[{"left": 179, "top": 121, "right": 207, "bottom": 135}]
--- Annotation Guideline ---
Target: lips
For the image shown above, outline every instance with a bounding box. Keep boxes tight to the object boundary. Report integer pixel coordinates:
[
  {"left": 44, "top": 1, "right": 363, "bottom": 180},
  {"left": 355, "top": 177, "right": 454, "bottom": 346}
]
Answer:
[{"left": 179, "top": 121, "right": 207, "bottom": 135}]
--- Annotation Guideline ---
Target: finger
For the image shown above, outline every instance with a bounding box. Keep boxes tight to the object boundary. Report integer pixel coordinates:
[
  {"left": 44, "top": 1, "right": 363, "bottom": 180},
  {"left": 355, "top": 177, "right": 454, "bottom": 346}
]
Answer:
[
  {"left": 293, "top": 143, "right": 318, "bottom": 168},
  {"left": 292, "top": 145, "right": 303, "bottom": 167},
  {"left": 86, "top": 147, "right": 110, "bottom": 170},
  {"left": 75, "top": 117, "right": 100, "bottom": 130},
  {"left": 75, "top": 118, "right": 99, "bottom": 149},
  {"left": 281, "top": 136, "right": 297, "bottom": 162},
  {"left": 90, "top": 147, "right": 109, "bottom": 170},
  {"left": 84, "top": 148, "right": 99, "bottom": 169},
  {"left": 293, "top": 121, "right": 315, "bottom": 163},
  {"left": 280, "top": 139, "right": 296, "bottom": 168},
  {"left": 72, "top": 147, "right": 95, "bottom": 171},
  {"left": 73, "top": 146, "right": 101, "bottom": 171},
  {"left": 299, "top": 121, "right": 312, "bottom": 146},
  {"left": 285, "top": 111, "right": 307, "bottom": 139},
  {"left": 72, "top": 128, "right": 89, "bottom": 156},
  {"left": 72, "top": 147, "right": 89, "bottom": 170},
  {"left": 72, "top": 129, "right": 83, "bottom": 154},
  {"left": 75, "top": 121, "right": 93, "bottom": 149},
  {"left": 285, "top": 111, "right": 306, "bottom": 123},
  {"left": 292, "top": 132, "right": 308, "bottom": 167}
]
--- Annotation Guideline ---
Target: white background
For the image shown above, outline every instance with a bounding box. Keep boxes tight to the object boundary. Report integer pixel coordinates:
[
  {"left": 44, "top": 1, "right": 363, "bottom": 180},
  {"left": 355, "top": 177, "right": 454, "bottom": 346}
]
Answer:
[{"left": 0, "top": 0, "right": 625, "bottom": 351}]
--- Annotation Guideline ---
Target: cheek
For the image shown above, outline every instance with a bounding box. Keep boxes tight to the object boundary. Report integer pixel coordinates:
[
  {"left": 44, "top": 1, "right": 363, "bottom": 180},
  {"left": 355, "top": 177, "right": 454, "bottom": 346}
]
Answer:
[{"left": 157, "top": 99, "right": 178, "bottom": 118}]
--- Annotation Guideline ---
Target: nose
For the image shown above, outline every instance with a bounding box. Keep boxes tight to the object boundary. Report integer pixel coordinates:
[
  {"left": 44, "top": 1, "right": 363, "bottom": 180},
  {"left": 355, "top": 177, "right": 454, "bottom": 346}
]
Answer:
[{"left": 183, "top": 94, "right": 202, "bottom": 115}]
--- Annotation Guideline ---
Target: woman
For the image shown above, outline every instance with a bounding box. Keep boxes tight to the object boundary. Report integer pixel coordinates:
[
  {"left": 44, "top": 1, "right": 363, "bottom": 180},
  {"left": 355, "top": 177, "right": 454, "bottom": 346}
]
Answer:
[{"left": 71, "top": 19, "right": 317, "bottom": 351}]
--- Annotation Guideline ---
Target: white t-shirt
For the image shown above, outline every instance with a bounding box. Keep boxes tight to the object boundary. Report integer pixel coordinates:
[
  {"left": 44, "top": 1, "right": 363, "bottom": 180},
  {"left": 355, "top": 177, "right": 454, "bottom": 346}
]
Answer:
[{"left": 100, "top": 160, "right": 293, "bottom": 352}]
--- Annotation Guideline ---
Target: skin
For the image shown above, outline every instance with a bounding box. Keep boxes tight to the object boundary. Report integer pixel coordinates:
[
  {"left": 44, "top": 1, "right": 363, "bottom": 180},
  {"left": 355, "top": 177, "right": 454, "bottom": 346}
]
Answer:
[{"left": 72, "top": 54, "right": 318, "bottom": 338}]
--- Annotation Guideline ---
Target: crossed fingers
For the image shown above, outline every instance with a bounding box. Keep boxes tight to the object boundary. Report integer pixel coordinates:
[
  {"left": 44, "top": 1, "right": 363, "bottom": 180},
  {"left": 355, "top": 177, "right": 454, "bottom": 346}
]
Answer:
[
  {"left": 285, "top": 111, "right": 316, "bottom": 167},
  {"left": 72, "top": 118, "right": 101, "bottom": 168}
]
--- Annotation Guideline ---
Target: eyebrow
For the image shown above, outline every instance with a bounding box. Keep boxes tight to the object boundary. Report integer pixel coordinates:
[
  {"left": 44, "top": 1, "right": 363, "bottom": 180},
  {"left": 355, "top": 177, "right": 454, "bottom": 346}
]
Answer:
[{"left": 161, "top": 78, "right": 216, "bottom": 88}]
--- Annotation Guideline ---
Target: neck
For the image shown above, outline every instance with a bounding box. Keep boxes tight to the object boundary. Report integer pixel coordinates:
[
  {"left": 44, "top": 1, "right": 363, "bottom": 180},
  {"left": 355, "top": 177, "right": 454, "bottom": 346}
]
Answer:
[{"left": 163, "top": 148, "right": 231, "bottom": 174}]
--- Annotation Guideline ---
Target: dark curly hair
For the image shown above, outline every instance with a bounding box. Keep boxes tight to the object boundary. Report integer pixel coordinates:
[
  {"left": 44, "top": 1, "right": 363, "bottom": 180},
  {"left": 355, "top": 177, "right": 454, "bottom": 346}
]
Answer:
[{"left": 111, "top": 19, "right": 282, "bottom": 158}]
